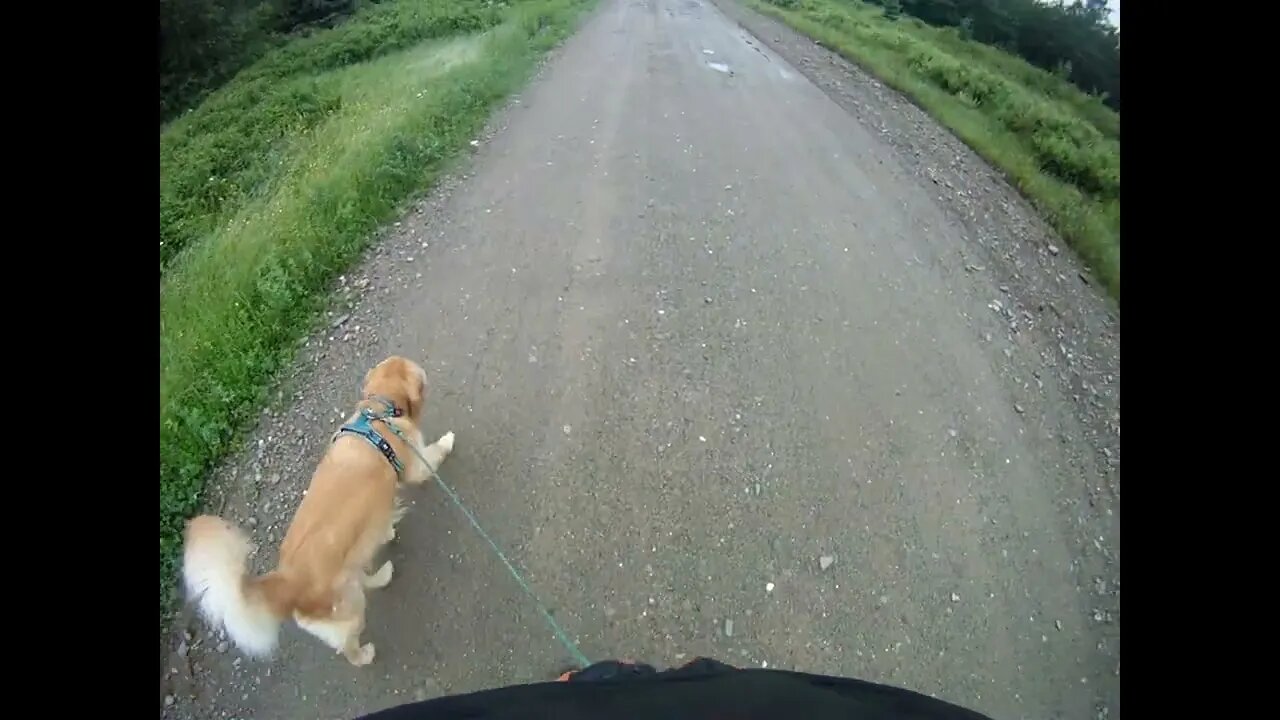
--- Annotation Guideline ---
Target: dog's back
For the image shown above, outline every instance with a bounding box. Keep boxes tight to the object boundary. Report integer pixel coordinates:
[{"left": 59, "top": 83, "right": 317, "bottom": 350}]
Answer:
[{"left": 277, "top": 439, "right": 400, "bottom": 618}]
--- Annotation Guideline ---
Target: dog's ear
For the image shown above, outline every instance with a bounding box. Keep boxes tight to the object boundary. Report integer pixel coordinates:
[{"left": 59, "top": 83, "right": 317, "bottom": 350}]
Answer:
[
  {"left": 360, "top": 366, "right": 374, "bottom": 397},
  {"left": 405, "top": 362, "right": 429, "bottom": 418}
]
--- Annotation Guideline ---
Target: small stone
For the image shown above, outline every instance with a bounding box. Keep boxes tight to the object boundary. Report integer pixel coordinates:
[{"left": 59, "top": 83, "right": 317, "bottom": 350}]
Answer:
[
  {"left": 947, "top": 428, "right": 958, "bottom": 438},
  {"left": 177, "top": 640, "right": 189, "bottom": 657},
  {"left": 723, "top": 618, "right": 734, "bottom": 637},
  {"left": 950, "top": 592, "right": 960, "bottom": 603},
  {"left": 1014, "top": 403, "right": 1025, "bottom": 414},
  {"left": 330, "top": 314, "right": 350, "bottom": 329},
  {"left": 164, "top": 695, "right": 175, "bottom": 707},
  {"left": 1047, "top": 244, "right": 1060, "bottom": 256},
  {"left": 1055, "top": 619, "right": 1063, "bottom": 631},
  {"left": 217, "top": 641, "right": 230, "bottom": 653},
  {"left": 765, "top": 582, "right": 775, "bottom": 593},
  {"left": 563, "top": 424, "right": 572, "bottom": 435},
  {"left": 819, "top": 555, "right": 835, "bottom": 570},
  {"left": 705, "top": 297, "right": 713, "bottom": 304}
]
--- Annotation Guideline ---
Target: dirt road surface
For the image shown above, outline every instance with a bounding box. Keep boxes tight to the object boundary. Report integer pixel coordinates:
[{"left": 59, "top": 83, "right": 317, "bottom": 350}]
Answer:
[{"left": 160, "top": 1, "right": 1120, "bottom": 718}]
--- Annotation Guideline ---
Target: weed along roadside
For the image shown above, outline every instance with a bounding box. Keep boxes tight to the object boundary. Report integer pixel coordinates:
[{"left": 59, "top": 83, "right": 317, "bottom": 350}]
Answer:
[
  {"left": 740, "top": 0, "right": 1120, "bottom": 300},
  {"left": 158, "top": 0, "right": 600, "bottom": 630}
]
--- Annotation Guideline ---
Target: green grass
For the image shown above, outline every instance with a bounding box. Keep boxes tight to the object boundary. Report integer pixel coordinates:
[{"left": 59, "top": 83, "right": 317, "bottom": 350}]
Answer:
[
  {"left": 748, "top": 0, "right": 1120, "bottom": 300},
  {"left": 159, "top": 0, "right": 598, "bottom": 623}
]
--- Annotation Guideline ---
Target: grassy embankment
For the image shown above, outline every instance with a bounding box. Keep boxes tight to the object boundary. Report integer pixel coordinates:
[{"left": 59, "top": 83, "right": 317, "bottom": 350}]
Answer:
[
  {"left": 748, "top": 0, "right": 1120, "bottom": 299},
  {"left": 159, "top": 0, "right": 597, "bottom": 621}
]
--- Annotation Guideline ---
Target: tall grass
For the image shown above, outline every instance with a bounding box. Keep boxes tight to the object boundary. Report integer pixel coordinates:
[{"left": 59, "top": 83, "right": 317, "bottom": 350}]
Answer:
[
  {"left": 159, "top": 1, "right": 510, "bottom": 271},
  {"left": 159, "top": 0, "right": 597, "bottom": 621},
  {"left": 749, "top": 0, "right": 1119, "bottom": 299}
]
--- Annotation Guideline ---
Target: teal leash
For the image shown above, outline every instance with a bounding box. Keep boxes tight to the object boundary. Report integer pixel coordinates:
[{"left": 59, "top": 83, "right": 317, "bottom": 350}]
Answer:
[
  {"left": 427, "top": 464, "right": 591, "bottom": 670},
  {"left": 378, "top": 420, "right": 591, "bottom": 670}
]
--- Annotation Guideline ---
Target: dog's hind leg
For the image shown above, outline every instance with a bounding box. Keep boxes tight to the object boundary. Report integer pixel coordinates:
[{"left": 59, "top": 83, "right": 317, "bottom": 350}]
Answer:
[
  {"left": 363, "top": 561, "right": 393, "bottom": 589},
  {"left": 386, "top": 497, "right": 408, "bottom": 543},
  {"left": 342, "top": 632, "right": 376, "bottom": 667},
  {"left": 296, "top": 590, "right": 376, "bottom": 667}
]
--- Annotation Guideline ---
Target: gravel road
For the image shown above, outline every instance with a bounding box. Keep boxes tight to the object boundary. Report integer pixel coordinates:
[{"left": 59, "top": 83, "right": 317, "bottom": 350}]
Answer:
[{"left": 160, "top": 1, "right": 1120, "bottom": 718}]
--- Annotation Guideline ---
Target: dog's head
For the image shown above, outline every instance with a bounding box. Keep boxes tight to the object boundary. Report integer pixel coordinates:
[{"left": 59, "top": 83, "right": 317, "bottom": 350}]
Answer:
[{"left": 362, "top": 355, "right": 429, "bottom": 421}]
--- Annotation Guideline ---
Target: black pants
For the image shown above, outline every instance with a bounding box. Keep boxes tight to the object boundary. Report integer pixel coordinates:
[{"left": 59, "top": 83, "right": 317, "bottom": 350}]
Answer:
[{"left": 357, "top": 657, "right": 996, "bottom": 720}]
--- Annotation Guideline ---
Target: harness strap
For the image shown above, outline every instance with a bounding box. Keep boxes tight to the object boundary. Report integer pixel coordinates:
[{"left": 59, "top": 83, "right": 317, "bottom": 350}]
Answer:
[
  {"left": 333, "top": 400, "right": 406, "bottom": 477},
  {"left": 365, "top": 394, "right": 404, "bottom": 417}
]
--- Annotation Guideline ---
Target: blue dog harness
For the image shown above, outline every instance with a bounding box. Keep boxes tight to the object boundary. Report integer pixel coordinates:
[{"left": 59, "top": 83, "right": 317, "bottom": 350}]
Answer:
[{"left": 333, "top": 396, "right": 406, "bottom": 478}]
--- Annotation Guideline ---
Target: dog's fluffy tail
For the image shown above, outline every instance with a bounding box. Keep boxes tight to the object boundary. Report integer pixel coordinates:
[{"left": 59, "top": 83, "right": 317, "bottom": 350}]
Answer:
[{"left": 182, "top": 515, "right": 297, "bottom": 658}]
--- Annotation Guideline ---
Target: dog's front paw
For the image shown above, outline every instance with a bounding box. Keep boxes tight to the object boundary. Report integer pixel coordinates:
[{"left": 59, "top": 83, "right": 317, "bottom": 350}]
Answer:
[
  {"left": 437, "top": 431, "right": 455, "bottom": 454},
  {"left": 350, "top": 643, "right": 376, "bottom": 667}
]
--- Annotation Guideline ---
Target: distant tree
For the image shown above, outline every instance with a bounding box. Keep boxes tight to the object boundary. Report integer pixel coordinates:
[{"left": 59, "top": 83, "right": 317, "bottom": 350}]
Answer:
[
  {"left": 902, "top": 0, "right": 964, "bottom": 27},
  {"left": 159, "top": 0, "right": 365, "bottom": 123},
  {"left": 159, "top": 0, "right": 275, "bottom": 121},
  {"left": 1084, "top": 0, "right": 1110, "bottom": 22},
  {"left": 876, "top": 0, "right": 1119, "bottom": 110},
  {"left": 275, "top": 0, "right": 359, "bottom": 30}
]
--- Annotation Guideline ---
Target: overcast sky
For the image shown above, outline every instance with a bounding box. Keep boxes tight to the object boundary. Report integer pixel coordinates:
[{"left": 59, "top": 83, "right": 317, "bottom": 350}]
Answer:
[
  {"left": 1106, "top": 0, "right": 1119, "bottom": 27},
  {"left": 1043, "top": 0, "right": 1119, "bottom": 27}
]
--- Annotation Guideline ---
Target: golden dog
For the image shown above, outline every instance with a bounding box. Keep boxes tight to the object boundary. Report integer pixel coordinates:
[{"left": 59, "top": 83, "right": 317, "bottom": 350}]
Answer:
[{"left": 182, "top": 356, "right": 455, "bottom": 666}]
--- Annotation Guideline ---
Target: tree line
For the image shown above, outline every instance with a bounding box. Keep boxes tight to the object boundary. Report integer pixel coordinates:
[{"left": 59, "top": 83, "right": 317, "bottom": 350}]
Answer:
[
  {"left": 869, "top": 0, "right": 1120, "bottom": 111},
  {"left": 160, "top": 0, "right": 366, "bottom": 123},
  {"left": 161, "top": 0, "right": 1120, "bottom": 123}
]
